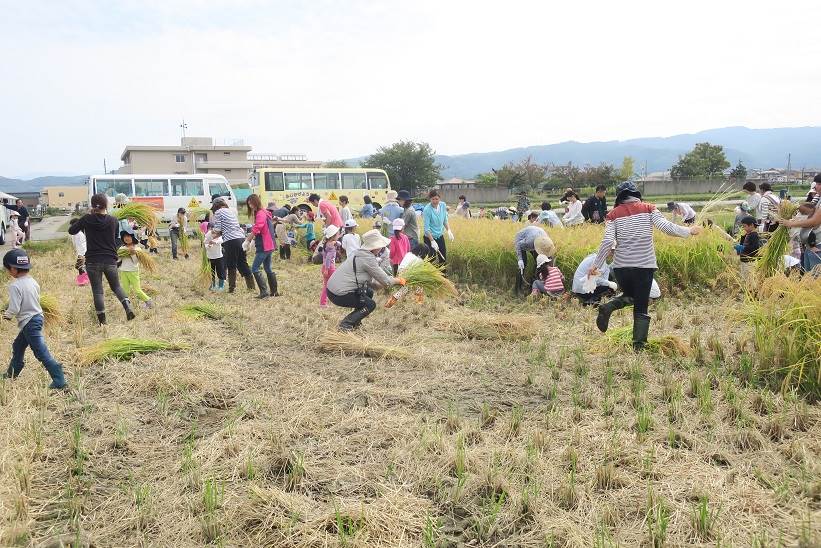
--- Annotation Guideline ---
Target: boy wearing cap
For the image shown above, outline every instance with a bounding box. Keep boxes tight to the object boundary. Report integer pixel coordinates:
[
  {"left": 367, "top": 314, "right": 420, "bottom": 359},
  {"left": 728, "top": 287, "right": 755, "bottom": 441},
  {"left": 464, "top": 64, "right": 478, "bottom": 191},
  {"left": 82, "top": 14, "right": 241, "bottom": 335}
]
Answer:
[{"left": 2, "top": 249, "right": 67, "bottom": 389}]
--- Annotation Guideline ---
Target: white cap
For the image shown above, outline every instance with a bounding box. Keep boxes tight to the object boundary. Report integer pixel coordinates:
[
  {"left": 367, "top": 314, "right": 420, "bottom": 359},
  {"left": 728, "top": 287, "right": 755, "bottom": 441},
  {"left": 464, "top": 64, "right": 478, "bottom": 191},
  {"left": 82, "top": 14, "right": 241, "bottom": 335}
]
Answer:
[
  {"left": 535, "top": 254, "right": 551, "bottom": 269},
  {"left": 344, "top": 219, "right": 358, "bottom": 228},
  {"left": 392, "top": 218, "right": 405, "bottom": 231},
  {"left": 323, "top": 225, "right": 340, "bottom": 239}
]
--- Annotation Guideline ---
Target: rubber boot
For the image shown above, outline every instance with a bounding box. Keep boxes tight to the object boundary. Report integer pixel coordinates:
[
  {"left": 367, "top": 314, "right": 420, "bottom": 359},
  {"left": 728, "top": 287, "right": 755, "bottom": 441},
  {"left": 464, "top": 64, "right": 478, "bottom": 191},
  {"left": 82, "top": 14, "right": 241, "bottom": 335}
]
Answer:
[
  {"left": 227, "top": 270, "right": 237, "bottom": 293},
  {"left": 253, "top": 271, "right": 269, "bottom": 298},
  {"left": 632, "top": 313, "right": 651, "bottom": 351},
  {"left": 266, "top": 272, "right": 279, "bottom": 296},
  {"left": 216, "top": 279, "right": 225, "bottom": 292},
  {"left": 339, "top": 307, "right": 370, "bottom": 331},
  {"left": 244, "top": 274, "right": 256, "bottom": 291},
  {"left": 122, "top": 298, "right": 136, "bottom": 321},
  {"left": 595, "top": 295, "right": 633, "bottom": 332},
  {"left": 96, "top": 312, "right": 107, "bottom": 325}
]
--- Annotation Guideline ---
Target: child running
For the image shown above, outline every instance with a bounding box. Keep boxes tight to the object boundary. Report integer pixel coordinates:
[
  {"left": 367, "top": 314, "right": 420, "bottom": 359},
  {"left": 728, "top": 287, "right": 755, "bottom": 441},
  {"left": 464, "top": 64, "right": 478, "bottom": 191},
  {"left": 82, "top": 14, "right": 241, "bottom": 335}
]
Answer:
[
  {"left": 320, "top": 225, "right": 341, "bottom": 308},
  {"left": 531, "top": 254, "right": 565, "bottom": 297},
  {"left": 69, "top": 217, "right": 89, "bottom": 286},
  {"left": 2, "top": 249, "right": 67, "bottom": 389},
  {"left": 118, "top": 227, "right": 153, "bottom": 309},
  {"left": 389, "top": 218, "right": 410, "bottom": 276},
  {"left": 204, "top": 225, "right": 225, "bottom": 291}
]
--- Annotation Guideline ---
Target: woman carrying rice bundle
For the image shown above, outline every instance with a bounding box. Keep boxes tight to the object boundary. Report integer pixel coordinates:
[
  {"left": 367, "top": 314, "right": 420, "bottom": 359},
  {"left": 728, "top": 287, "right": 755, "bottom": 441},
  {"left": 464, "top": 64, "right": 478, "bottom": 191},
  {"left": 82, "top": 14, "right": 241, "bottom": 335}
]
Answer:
[{"left": 588, "top": 180, "right": 700, "bottom": 350}]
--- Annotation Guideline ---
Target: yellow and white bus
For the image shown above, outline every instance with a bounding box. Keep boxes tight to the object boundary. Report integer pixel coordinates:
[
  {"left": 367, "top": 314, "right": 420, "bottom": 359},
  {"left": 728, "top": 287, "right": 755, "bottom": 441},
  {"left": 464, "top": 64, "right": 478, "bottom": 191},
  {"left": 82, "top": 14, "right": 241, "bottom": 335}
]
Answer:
[{"left": 250, "top": 168, "right": 391, "bottom": 211}]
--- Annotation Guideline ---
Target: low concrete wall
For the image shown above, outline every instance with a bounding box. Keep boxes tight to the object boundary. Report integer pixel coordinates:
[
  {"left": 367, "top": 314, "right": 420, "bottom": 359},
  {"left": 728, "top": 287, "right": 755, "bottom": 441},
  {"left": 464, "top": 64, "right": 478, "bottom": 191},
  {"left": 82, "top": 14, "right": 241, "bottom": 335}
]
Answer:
[
  {"left": 434, "top": 187, "right": 511, "bottom": 205},
  {"left": 638, "top": 179, "right": 742, "bottom": 196}
]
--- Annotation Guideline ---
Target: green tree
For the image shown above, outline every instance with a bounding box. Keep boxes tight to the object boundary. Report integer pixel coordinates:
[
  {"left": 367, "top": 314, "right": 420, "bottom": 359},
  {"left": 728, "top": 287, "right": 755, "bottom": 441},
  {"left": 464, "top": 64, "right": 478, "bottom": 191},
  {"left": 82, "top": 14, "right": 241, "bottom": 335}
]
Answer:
[
  {"left": 729, "top": 159, "right": 747, "bottom": 181},
  {"left": 670, "top": 142, "right": 730, "bottom": 179},
  {"left": 475, "top": 172, "right": 498, "bottom": 187},
  {"left": 362, "top": 141, "right": 440, "bottom": 193},
  {"left": 619, "top": 156, "right": 635, "bottom": 180},
  {"left": 578, "top": 163, "right": 619, "bottom": 187},
  {"left": 323, "top": 160, "right": 349, "bottom": 168},
  {"left": 493, "top": 156, "right": 546, "bottom": 191}
]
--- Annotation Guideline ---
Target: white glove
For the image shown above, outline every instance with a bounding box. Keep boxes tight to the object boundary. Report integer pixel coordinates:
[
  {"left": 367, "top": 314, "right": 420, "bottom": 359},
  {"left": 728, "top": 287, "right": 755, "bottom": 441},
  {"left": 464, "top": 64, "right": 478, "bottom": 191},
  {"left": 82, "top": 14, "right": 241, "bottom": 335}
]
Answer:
[
  {"left": 517, "top": 259, "right": 525, "bottom": 273},
  {"left": 607, "top": 280, "right": 618, "bottom": 290},
  {"left": 582, "top": 275, "right": 597, "bottom": 294},
  {"left": 241, "top": 240, "right": 250, "bottom": 252},
  {"left": 447, "top": 229, "right": 455, "bottom": 241},
  {"left": 430, "top": 239, "right": 439, "bottom": 252}
]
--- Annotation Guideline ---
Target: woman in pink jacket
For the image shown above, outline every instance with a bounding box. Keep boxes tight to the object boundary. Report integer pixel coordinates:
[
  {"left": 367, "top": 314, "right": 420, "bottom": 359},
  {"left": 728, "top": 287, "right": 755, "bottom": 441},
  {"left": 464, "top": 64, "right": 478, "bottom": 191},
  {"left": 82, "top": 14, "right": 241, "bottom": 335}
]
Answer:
[{"left": 244, "top": 194, "right": 279, "bottom": 298}]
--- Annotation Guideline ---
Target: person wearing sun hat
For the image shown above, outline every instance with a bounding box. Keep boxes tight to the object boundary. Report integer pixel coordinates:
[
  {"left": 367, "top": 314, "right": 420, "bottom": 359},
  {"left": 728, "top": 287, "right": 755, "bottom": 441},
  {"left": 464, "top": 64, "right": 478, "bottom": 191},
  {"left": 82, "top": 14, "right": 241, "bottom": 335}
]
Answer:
[
  {"left": 326, "top": 229, "right": 406, "bottom": 330},
  {"left": 513, "top": 224, "right": 555, "bottom": 293}
]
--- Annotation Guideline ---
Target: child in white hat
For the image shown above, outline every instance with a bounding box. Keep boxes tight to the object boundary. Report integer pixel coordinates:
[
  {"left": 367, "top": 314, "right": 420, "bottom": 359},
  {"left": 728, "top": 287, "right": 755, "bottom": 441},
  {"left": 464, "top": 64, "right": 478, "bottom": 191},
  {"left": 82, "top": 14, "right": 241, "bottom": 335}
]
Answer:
[
  {"left": 389, "top": 218, "right": 410, "bottom": 276},
  {"left": 8, "top": 211, "right": 24, "bottom": 248},
  {"left": 531, "top": 254, "right": 565, "bottom": 297},
  {"left": 341, "top": 218, "right": 361, "bottom": 259},
  {"left": 320, "top": 225, "right": 341, "bottom": 308}
]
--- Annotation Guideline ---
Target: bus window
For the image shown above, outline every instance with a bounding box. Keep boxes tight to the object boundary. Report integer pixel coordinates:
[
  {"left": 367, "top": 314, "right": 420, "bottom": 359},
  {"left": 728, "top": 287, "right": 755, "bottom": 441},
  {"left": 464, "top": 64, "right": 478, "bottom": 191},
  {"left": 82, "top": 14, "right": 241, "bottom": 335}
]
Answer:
[
  {"left": 208, "top": 181, "right": 231, "bottom": 199},
  {"left": 170, "top": 178, "right": 204, "bottom": 196},
  {"left": 341, "top": 173, "right": 366, "bottom": 189},
  {"left": 134, "top": 179, "right": 168, "bottom": 197},
  {"left": 367, "top": 172, "right": 388, "bottom": 190},
  {"left": 95, "top": 178, "right": 133, "bottom": 197},
  {"left": 264, "top": 172, "right": 284, "bottom": 192},
  {"left": 313, "top": 172, "right": 340, "bottom": 190},
  {"left": 284, "top": 173, "right": 312, "bottom": 190}
]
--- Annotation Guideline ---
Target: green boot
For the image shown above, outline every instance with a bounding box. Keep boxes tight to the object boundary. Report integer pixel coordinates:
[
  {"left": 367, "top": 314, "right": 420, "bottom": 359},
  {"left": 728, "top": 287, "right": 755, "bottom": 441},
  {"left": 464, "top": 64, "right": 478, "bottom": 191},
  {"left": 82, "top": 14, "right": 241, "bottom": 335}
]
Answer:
[
  {"left": 595, "top": 295, "right": 633, "bottom": 332},
  {"left": 632, "top": 313, "right": 651, "bottom": 351}
]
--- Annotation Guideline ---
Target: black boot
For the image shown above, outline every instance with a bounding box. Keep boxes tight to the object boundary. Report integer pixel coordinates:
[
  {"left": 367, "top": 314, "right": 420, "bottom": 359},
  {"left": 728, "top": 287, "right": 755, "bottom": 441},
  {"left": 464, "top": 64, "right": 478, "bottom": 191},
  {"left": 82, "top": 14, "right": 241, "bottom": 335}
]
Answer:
[
  {"left": 266, "top": 272, "right": 279, "bottom": 296},
  {"left": 339, "top": 307, "right": 370, "bottom": 331},
  {"left": 632, "top": 313, "right": 651, "bottom": 351},
  {"left": 227, "top": 270, "right": 237, "bottom": 293},
  {"left": 244, "top": 274, "right": 256, "bottom": 291},
  {"left": 595, "top": 295, "right": 633, "bottom": 332},
  {"left": 253, "top": 271, "right": 269, "bottom": 298},
  {"left": 122, "top": 299, "right": 136, "bottom": 321},
  {"left": 96, "top": 312, "right": 107, "bottom": 325}
]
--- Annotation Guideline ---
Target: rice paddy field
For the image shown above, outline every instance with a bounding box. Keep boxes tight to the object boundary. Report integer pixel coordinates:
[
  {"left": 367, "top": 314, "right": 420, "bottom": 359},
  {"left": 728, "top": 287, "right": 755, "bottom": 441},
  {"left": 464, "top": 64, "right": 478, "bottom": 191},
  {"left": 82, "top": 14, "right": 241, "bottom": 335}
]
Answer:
[{"left": 0, "top": 220, "right": 819, "bottom": 547}]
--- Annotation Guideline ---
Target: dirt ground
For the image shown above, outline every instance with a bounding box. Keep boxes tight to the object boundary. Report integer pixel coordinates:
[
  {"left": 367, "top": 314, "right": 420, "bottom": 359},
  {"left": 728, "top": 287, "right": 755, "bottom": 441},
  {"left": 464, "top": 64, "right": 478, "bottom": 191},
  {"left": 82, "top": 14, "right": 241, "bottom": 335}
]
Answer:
[{"left": 0, "top": 241, "right": 818, "bottom": 547}]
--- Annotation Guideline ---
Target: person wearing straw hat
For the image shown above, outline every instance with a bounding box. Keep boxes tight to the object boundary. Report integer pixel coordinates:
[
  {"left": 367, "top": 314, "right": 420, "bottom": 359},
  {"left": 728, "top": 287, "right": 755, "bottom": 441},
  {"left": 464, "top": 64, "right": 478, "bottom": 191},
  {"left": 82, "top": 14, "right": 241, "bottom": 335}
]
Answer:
[
  {"left": 326, "top": 229, "right": 405, "bottom": 331},
  {"left": 588, "top": 179, "right": 700, "bottom": 350},
  {"left": 513, "top": 224, "right": 555, "bottom": 293}
]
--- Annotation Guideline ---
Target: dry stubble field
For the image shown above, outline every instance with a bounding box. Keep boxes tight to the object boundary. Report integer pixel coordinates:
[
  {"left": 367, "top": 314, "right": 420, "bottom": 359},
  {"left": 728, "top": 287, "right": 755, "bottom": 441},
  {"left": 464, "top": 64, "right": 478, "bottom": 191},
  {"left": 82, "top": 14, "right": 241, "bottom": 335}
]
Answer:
[{"left": 0, "top": 238, "right": 818, "bottom": 547}]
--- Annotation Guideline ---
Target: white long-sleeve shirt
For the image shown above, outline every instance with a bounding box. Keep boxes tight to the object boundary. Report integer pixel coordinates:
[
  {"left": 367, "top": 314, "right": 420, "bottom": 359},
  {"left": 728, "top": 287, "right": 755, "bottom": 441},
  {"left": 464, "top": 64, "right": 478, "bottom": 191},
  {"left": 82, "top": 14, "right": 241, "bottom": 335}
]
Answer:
[
  {"left": 572, "top": 253, "right": 611, "bottom": 294},
  {"left": 71, "top": 232, "right": 87, "bottom": 257},
  {"left": 563, "top": 201, "right": 584, "bottom": 226},
  {"left": 204, "top": 232, "right": 224, "bottom": 259},
  {"left": 4, "top": 275, "right": 42, "bottom": 329}
]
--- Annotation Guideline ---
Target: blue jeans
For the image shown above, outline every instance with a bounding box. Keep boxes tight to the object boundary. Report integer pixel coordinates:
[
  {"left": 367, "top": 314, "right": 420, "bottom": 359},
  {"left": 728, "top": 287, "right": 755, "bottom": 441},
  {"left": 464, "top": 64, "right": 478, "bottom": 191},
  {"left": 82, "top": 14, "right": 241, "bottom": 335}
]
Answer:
[
  {"left": 803, "top": 247, "right": 821, "bottom": 276},
  {"left": 7, "top": 314, "right": 66, "bottom": 388},
  {"left": 251, "top": 250, "right": 273, "bottom": 274}
]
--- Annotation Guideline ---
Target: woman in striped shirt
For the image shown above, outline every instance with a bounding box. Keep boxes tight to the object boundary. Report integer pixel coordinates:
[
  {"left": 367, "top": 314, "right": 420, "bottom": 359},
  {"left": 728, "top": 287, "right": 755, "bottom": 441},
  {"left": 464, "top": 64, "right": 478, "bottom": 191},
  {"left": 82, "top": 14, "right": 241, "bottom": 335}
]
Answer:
[
  {"left": 589, "top": 180, "right": 700, "bottom": 350},
  {"left": 211, "top": 198, "right": 254, "bottom": 293}
]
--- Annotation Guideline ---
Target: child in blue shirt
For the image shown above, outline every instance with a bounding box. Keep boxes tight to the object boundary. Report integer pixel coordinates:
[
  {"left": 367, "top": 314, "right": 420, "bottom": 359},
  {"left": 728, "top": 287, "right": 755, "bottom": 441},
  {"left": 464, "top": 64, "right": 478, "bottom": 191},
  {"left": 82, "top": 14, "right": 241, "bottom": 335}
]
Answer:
[{"left": 2, "top": 249, "right": 67, "bottom": 389}]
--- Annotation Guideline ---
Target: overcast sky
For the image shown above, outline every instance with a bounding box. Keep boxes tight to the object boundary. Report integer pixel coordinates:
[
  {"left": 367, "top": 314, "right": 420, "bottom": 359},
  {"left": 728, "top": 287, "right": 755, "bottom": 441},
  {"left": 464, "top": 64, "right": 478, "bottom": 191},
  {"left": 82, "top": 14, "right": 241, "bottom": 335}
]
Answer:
[{"left": 2, "top": 0, "right": 820, "bottom": 177}]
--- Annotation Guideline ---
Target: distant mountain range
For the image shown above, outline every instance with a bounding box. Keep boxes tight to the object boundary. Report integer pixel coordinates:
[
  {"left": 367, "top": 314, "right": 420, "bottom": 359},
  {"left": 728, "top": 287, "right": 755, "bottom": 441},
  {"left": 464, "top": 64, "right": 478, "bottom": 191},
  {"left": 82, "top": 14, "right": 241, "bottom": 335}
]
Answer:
[
  {"left": 429, "top": 126, "right": 821, "bottom": 179},
  {"left": 0, "top": 175, "right": 87, "bottom": 194}
]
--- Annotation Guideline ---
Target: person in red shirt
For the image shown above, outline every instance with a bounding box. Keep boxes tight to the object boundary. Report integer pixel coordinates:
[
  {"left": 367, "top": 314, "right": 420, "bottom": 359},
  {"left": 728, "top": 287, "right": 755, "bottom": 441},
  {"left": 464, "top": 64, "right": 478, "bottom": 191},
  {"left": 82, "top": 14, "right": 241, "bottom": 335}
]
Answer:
[
  {"left": 389, "top": 219, "right": 410, "bottom": 276},
  {"left": 308, "top": 193, "right": 342, "bottom": 228}
]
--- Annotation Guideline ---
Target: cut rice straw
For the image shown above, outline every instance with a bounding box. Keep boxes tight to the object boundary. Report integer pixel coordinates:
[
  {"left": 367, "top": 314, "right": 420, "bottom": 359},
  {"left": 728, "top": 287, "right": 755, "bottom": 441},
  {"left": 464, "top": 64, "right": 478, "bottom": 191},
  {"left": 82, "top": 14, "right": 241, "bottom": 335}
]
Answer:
[
  {"left": 113, "top": 202, "right": 158, "bottom": 231},
  {"left": 395, "top": 259, "right": 457, "bottom": 298},
  {"left": 319, "top": 330, "right": 410, "bottom": 360},
  {"left": 179, "top": 302, "right": 225, "bottom": 320},
  {"left": 755, "top": 201, "right": 799, "bottom": 280},
  {"left": 599, "top": 325, "right": 690, "bottom": 357},
  {"left": 39, "top": 293, "right": 61, "bottom": 328},
  {"left": 117, "top": 247, "right": 157, "bottom": 274},
  {"left": 695, "top": 181, "right": 742, "bottom": 224},
  {"left": 433, "top": 311, "right": 540, "bottom": 340},
  {"left": 77, "top": 337, "right": 189, "bottom": 366}
]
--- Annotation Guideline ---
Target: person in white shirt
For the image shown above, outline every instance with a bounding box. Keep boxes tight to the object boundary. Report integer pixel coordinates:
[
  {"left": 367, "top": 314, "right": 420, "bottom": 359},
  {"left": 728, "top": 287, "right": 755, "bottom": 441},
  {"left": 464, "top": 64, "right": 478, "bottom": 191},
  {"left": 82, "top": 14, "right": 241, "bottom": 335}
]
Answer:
[
  {"left": 562, "top": 193, "right": 584, "bottom": 226},
  {"left": 341, "top": 219, "right": 361, "bottom": 257},
  {"left": 204, "top": 226, "right": 226, "bottom": 291},
  {"left": 69, "top": 217, "right": 89, "bottom": 286},
  {"left": 572, "top": 250, "right": 617, "bottom": 305},
  {"left": 667, "top": 202, "right": 697, "bottom": 225}
]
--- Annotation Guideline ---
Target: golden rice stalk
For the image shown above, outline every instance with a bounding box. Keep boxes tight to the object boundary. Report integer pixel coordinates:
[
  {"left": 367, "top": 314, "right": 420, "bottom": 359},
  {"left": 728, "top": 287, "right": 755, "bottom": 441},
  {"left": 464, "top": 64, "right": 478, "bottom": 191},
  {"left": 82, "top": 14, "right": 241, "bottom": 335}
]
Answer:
[
  {"left": 117, "top": 247, "right": 157, "bottom": 274},
  {"left": 77, "top": 338, "right": 189, "bottom": 366},
  {"left": 396, "top": 259, "right": 457, "bottom": 298},
  {"left": 179, "top": 302, "right": 224, "bottom": 320},
  {"left": 695, "top": 181, "right": 741, "bottom": 223},
  {"left": 113, "top": 203, "right": 158, "bottom": 231},
  {"left": 433, "top": 312, "right": 539, "bottom": 340},
  {"left": 755, "top": 203, "right": 797, "bottom": 280},
  {"left": 39, "top": 293, "right": 61, "bottom": 327},
  {"left": 188, "top": 207, "right": 211, "bottom": 223},
  {"left": 602, "top": 326, "right": 689, "bottom": 357},
  {"left": 195, "top": 229, "right": 211, "bottom": 283},
  {"left": 319, "top": 330, "right": 410, "bottom": 359}
]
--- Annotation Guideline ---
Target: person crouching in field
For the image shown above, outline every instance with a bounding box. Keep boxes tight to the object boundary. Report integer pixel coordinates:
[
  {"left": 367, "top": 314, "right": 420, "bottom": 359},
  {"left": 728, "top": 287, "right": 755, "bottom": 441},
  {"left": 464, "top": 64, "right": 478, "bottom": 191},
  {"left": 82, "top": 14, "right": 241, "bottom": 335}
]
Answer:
[
  {"left": 389, "top": 219, "right": 410, "bottom": 276},
  {"left": 118, "top": 227, "right": 153, "bottom": 309},
  {"left": 204, "top": 225, "right": 225, "bottom": 291},
  {"left": 69, "top": 217, "right": 89, "bottom": 286},
  {"left": 734, "top": 216, "right": 762, "bottom": 280},
  {"left": 320, "top": 225, "right": 341, "bottom": 308},
  {"left": 326, "top": 230, "right": 405, "bottom": 330},
  {"left": 531, "top": 255, "right": 565, "bottom": 297},
  {"left": 2, "top": 249, "right": 67, "bottom": 389},
  {"left": 572, "top": 247, "right": 617, "bottom": 305}
]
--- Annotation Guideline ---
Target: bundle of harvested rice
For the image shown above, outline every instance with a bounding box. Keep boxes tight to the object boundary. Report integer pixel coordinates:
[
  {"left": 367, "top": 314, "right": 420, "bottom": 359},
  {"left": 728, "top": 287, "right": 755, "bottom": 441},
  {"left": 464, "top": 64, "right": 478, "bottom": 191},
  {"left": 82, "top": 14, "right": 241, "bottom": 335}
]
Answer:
[
  {"left": 433, "top": 312, "right": 539, "bottom": 340},
  {"left": 78, "top": 338, "right": 189, "bottom": 366},
  {"left": 395, "top": 259, "right": 457, "bottom": 298},
  {"left": 755, "top": 201, "right": 799, "bottom": 279},
  {"left": 179, "top": 302, "right": 224, "bottom": 320},
  {"left": 113, "top": 203, "right": 158, "bottom": 231},
  {"left": 117, "top": 246, "right": 157, "bottom": 274},
  {"left": 39, "top": 293, "right": 61, "bottom": 327},
  {"left": 196, "top": 229, "right": 212, "bottom": 284},
  {"left": 602, "top": 325, "right": 690, "bottom": 357},
  {"left": 188, "top": 207, "right": 211, "bottom": 223},
  {"left": 319, "top": 330, "right": 410, "bottom": 359}
]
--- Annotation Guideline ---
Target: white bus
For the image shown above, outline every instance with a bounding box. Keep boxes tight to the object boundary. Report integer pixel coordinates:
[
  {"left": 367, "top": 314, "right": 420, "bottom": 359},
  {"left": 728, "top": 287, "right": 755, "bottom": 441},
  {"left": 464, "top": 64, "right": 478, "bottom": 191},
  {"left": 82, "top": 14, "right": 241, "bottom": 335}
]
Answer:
[{"left": 87, "top": 174, "right": 238, "bottom": 221}]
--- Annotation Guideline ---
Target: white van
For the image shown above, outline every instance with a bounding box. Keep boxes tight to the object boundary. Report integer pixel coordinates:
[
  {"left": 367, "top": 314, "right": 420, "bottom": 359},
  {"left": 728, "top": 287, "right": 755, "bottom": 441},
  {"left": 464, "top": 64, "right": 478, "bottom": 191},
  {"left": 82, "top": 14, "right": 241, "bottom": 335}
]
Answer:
[
  {"left": 87, "top": 174, "right": 238, "bottom": 222},
  {"left": 0, "top": 191, "right": 17, "bottom": 245}
]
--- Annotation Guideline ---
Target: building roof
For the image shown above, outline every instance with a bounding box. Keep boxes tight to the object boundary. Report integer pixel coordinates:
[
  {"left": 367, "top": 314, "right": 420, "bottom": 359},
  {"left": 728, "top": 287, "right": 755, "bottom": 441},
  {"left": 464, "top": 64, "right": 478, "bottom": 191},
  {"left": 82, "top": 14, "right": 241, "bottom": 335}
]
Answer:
[{"left": 121, "top": 144, "right": 252, "bottom": 162}]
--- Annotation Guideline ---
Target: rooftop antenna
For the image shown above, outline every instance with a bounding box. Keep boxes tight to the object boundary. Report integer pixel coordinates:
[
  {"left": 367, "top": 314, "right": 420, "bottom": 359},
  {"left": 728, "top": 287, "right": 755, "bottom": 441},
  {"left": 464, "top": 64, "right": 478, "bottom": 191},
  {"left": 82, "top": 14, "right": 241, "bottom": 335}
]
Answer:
[
  {"left": 103, "top": 159, "right": 107, "bottom": 174},
  {"left": 180, "top": 118, "right": 188, "bottom": 139}
]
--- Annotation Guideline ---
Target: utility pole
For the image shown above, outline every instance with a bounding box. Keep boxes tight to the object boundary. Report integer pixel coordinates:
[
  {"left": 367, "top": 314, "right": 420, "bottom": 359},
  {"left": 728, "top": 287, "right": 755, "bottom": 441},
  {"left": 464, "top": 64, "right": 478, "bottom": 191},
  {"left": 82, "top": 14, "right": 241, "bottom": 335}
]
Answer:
[
  {"left": 786, "top": 153, "right": 791, "bottom": 184},
  {"left": 180, "top": 118, "right": 188, "bottom": 140},
  {"left": 103, "top": 159, "right": 107, "bottom": 174}
]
